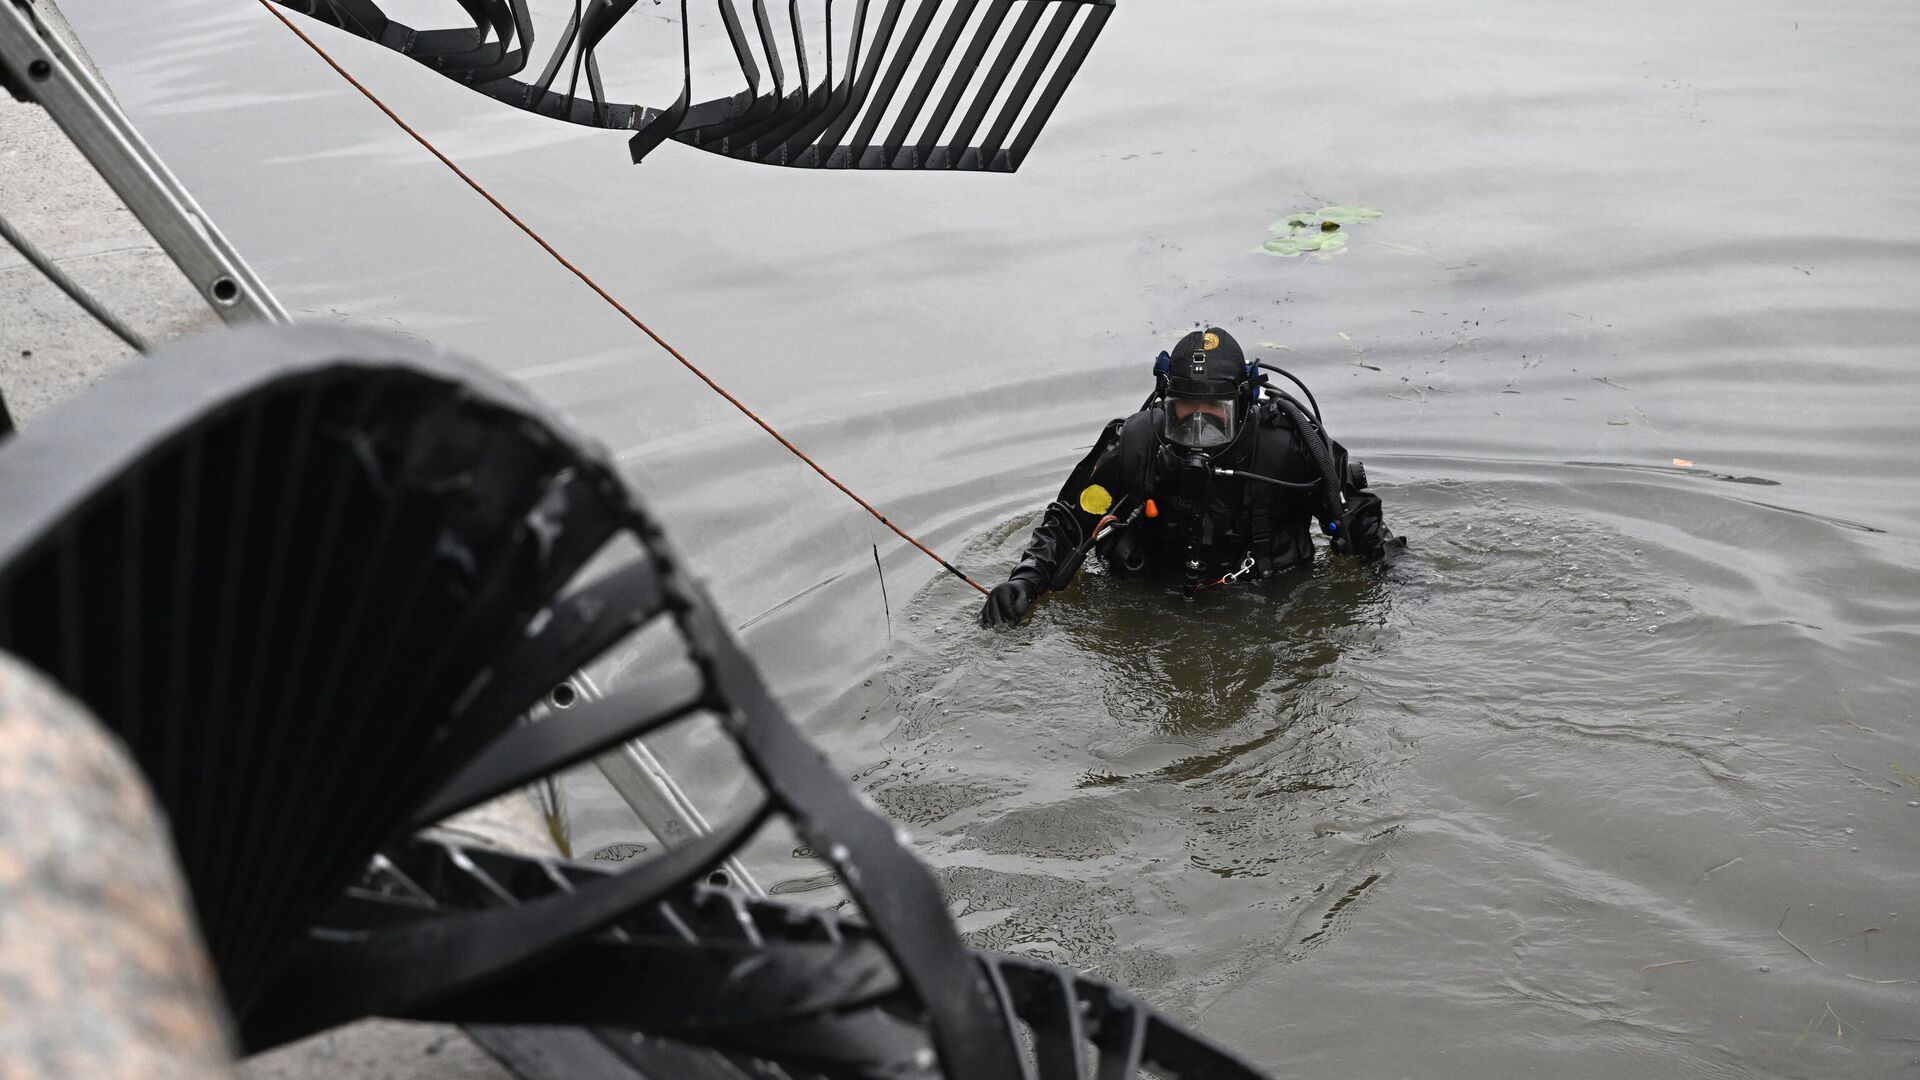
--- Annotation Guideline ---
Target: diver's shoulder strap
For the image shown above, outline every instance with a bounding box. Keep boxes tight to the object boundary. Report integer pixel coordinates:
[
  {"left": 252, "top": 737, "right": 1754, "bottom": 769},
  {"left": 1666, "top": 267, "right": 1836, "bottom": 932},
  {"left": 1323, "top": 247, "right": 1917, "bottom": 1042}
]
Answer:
[
  {"left": 1244, "top": 408, "right": 1290, "bottom": 552},
  {"left": 1114, "top": 408, "right": 1160, "bottom": 495}
]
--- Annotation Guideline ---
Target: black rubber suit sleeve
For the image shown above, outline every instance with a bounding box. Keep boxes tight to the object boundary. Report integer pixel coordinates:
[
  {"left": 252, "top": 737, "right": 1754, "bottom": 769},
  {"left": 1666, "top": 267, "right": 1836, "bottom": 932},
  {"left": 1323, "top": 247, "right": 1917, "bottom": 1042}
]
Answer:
[
  {"left": 1322, "top": 435, "right": 1396, "bottom": 563},
  {"left": 1003, "top": 420, "right": 1127, "bottom": 593},
  {"left": 1264, "top": 393, "right": 1396, "bottom": 563}
]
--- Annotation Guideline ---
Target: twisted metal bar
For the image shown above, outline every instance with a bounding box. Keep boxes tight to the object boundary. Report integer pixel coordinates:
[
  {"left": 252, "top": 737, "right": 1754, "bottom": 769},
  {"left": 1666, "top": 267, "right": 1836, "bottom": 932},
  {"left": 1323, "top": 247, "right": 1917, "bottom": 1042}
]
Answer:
[
  {"left": 343, "top": 835, "right": 1279, "bottom": 1080},
  {"left": 273, "top": 0, "right": 1114, "bottom": 170}
]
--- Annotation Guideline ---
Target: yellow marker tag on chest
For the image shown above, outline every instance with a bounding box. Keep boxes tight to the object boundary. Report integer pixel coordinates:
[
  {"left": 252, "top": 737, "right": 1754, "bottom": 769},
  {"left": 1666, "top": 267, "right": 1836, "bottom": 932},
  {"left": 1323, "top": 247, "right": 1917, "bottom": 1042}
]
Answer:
[{"left": 1078, "top": 484, "right": 1113, "bottom": 515}]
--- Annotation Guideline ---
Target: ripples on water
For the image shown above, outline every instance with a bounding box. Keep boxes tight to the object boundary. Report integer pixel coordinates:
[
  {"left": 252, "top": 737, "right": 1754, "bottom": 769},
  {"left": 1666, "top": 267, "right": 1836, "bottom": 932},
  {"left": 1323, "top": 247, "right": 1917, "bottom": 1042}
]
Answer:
[{"left": 852, "top": 462, "right": 1920, "bottom": 1072}]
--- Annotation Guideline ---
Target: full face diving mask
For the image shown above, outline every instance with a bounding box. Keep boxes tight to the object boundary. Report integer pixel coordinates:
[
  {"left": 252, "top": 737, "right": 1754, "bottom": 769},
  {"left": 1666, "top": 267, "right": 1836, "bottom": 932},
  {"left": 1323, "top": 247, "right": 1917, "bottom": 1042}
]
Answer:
[
  {"left": 1159, "top": 342, "right": 1248, "bottom": 458},
  {"left": 1162, "top": 392, "right": 1239, "bottom": 452}
]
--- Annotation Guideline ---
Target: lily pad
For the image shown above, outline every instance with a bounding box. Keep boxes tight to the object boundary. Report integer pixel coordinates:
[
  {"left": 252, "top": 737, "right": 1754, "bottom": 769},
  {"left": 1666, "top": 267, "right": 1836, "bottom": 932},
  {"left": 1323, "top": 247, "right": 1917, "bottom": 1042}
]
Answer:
[
  {"left": 1260, "top": 205, "right": 1382, "bottom": 258},
  {"left": 1262, "top": 232, "right": 1348, "bottom": 257},
  {"left": 1312, "top": 205, "right": 1384, "bottom": 225}
]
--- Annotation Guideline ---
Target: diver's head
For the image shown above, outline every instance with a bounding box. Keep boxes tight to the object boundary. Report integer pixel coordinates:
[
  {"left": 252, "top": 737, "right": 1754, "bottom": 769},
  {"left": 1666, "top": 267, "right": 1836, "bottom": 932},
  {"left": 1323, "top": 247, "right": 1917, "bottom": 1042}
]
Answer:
[{"left": 1160, "top": 327, "right": 1249, "bottom": 459}]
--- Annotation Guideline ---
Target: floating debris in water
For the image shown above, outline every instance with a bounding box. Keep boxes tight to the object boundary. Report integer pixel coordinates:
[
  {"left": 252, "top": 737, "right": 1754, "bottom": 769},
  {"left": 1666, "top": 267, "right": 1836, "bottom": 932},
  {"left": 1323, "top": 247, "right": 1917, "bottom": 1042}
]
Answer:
[{"left": 1261, "top": 206, "right": 1384, "bottom": 258}]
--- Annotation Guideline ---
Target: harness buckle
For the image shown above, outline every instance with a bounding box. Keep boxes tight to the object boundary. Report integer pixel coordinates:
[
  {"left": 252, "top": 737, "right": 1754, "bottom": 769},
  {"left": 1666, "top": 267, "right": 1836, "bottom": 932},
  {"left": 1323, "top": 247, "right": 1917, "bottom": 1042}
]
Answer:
[{"left": 1195, "top": 555, "right": 1258, "bottom": 593}]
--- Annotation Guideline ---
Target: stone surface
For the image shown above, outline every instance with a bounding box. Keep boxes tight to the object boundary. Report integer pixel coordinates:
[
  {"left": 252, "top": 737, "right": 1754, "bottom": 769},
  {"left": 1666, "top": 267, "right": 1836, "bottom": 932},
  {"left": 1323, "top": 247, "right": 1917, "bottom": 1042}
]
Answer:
[
  {"left": 244, "top": 1022, "right": 520, "bottom": 1080},
  {"left": 0, "top": 651, "right": 237, "bottom": 1079},
  {"left": 0, "top": 91, "right": 219, "bottom": 425}
]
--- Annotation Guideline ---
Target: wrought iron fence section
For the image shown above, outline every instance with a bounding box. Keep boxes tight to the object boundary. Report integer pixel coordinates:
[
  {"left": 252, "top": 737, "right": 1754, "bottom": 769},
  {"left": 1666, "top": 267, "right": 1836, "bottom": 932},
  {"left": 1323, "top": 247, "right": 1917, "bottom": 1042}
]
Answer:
[{"left": 274, "top": 0, "right": 1113, "bottom": 169}]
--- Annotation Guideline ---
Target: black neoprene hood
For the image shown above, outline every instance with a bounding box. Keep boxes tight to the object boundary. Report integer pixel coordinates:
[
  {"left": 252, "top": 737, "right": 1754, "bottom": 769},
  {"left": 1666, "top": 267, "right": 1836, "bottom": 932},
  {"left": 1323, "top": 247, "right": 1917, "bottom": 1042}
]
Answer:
[{"left": 1165, "top": 327, "right": 1247, "bottom": 398}]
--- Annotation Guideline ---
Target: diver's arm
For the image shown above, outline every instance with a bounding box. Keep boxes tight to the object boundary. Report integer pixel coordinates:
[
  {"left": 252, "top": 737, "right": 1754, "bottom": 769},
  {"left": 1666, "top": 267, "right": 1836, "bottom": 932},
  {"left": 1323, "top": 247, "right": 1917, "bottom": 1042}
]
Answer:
[
  {"left": 1324, "top": 441, "right": 1398, "bottom": 563},
  {"left": 981, "top": 421, "right": 1125, "bottom": 626}
]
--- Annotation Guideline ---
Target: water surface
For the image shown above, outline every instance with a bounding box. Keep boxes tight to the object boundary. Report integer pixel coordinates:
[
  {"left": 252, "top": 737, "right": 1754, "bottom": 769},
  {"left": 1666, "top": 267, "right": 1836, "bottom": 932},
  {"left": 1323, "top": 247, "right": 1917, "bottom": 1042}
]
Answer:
[{"left": 71, "top": 0, "right": 1920, "bottom": 1073}]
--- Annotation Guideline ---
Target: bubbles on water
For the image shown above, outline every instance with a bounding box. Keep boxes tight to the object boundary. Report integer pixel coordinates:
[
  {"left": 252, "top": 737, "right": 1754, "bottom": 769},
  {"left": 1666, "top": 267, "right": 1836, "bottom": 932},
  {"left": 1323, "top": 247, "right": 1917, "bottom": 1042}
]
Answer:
[
  {"left": 937, "top": 865, "right": 1139, "bottom": 981},
  {"left": 962, "top": 798, "right": 1125, "bottom": 861}
]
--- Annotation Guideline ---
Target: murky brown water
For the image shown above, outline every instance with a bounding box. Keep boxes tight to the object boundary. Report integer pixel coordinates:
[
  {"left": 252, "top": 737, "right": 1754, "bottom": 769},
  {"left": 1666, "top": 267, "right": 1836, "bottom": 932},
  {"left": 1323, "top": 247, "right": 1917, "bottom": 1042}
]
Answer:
[{"left": 72, "top": 0, "right": 1920, "bottom": 1073}]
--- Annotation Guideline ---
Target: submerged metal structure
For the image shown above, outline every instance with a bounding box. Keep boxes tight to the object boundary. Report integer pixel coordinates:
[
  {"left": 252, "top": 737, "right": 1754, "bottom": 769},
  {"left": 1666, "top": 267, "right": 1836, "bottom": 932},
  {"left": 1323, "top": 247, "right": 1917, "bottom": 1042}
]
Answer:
[
  {"left": 274, "top": 0, "right": 1115, "bottom": 170},
  {"left": 0, "top": 324, "right": 1274, "bottom": 1079}
]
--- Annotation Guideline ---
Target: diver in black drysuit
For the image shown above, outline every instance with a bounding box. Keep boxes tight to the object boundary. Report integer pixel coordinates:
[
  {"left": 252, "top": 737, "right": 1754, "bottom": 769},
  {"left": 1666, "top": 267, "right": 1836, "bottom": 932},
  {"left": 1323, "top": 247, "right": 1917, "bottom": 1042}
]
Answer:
[{"left": 980, "top": 327, "right": 1398, "bottom": 627}]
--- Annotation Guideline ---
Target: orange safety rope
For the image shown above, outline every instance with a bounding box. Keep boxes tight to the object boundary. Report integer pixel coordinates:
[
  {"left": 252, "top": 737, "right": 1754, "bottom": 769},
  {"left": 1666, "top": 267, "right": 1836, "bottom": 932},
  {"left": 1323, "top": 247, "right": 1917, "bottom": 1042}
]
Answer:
[{"left": 259, "top": 0, "right": 989, "bottom": 596}]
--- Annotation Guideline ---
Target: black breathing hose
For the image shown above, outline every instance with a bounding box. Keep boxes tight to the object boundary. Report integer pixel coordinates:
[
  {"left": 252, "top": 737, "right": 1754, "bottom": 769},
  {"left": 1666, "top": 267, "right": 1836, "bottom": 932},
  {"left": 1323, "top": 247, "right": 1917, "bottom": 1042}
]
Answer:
[
  {"left": 1268, "top": 395, "right": 1347, "bottom": 524},
  {"left": 1262, "top": 367, "right": 1322, "bottom": 425},
  {"left": 1210, "top": 469, "right": 1319, "bottom": 491}
]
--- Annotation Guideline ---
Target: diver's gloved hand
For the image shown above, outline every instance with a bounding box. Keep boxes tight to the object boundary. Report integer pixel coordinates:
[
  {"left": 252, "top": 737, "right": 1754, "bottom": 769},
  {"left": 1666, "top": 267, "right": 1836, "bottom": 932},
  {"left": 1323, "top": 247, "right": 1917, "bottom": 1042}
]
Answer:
[
  {"left": 979, "top": 574, "right": 1041, "bottom": 627},
  {"left": 1331, "top": 491, "right": 1392, "bottom": 563}
]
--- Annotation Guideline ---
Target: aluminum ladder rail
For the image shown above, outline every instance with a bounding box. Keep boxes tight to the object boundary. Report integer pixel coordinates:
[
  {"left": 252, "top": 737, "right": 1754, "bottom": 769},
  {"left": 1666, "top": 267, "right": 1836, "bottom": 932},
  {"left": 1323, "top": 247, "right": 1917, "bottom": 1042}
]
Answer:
[{"left": 0, "top": 0, "right": 285, "bottom": 324}]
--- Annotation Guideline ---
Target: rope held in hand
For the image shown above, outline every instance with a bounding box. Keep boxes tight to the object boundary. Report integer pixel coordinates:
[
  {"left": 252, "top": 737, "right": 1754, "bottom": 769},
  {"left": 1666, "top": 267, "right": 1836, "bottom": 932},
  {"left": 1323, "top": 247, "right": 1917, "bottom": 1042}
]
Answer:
[{"left": 259, "top": 0, "right": 989, "bottom": 596}]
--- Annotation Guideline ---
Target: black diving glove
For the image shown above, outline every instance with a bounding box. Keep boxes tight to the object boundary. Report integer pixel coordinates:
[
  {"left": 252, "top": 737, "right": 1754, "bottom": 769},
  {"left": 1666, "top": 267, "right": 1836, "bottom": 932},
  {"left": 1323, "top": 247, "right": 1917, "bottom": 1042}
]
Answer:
[
  {"left": 979, "top": 575, "right": 1041, "bottom": 627},
  {"left": 1331, "top": 491, "right": 1393, "bottom": 563}
]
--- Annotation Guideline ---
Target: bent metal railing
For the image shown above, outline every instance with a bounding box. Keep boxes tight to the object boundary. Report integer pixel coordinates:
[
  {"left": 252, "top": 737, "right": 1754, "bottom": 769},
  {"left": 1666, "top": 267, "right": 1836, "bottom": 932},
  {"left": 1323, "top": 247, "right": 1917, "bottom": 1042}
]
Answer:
[
  {"left": 0, "top": 324, "right": 1275, "bottom": 1079},
  {"left": 274, "top": 0, "right": 1115, "bottom": 169},
  {"left": 357, "top": 834, "right": 1271, "bottom": 1079}
]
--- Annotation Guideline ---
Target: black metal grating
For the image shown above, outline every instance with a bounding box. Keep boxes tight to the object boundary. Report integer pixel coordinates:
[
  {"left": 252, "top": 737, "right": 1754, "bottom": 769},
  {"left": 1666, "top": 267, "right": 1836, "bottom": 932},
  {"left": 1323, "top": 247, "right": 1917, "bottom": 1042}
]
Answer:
[
  {"left": 273, "top": 0, "right": 1114, "bottom": 171},
  {"left": 343, "top": 835, "right": 1274, "bottom": 1080},
  {"left": 0, "top": 334, "right": 627, "bottom": 1017}
]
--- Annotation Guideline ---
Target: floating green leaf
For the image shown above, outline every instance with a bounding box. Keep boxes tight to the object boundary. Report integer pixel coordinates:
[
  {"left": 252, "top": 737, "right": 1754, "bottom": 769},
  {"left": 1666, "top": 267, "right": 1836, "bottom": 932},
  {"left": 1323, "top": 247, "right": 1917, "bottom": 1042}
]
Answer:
[
  {"left": 1259, "top": 205, "right": 1382, "bottom": 258},
  {"left": 1262, "top": 232, "right": 1347, "bottom": 257},
  {"left": 1313, "top": 205, "right": 1383, "bottom": 225}
]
